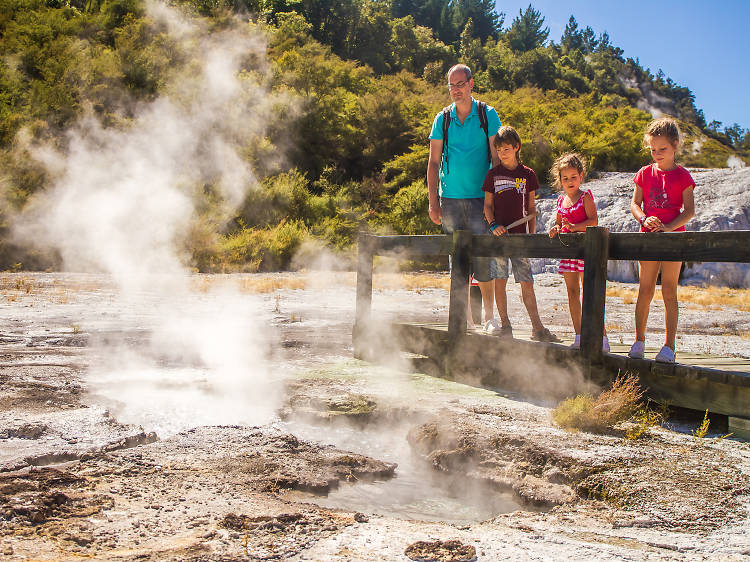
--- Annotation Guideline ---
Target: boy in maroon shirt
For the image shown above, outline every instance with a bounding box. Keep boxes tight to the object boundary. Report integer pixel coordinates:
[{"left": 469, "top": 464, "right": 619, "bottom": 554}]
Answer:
[{"left": 481, "top": 126, "right": 557, "bottom": 342}]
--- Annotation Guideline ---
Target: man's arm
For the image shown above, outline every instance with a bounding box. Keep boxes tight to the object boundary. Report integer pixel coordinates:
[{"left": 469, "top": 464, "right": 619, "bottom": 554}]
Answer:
[
  {"left": 427, "top": 138, "right": 443, "bottom": 225},
  {"left": 488, "top": 134, "right": 499, "bottom": 167}
]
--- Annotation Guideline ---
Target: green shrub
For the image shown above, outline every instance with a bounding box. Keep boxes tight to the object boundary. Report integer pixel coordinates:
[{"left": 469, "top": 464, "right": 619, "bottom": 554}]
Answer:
[
  {"left": 383, "top": 180, "right": 437, "bottom": 235},
  {"left": 217, "top": 219, "right": 309, "bottom": 272}
]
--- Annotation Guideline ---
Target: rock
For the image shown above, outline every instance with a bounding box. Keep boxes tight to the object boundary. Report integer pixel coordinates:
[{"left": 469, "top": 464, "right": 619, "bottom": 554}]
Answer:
[
  {"left": 543, "top": 467, "right": 569, "bottom": 485},
  {"left": 515, "top": 475, "right": 576, "bottom": 506},
  {"left": 404, "top": 539, "right": 477, "bottom": 562},
  {"left": 354, "top": 512, "right": 369, "bottom": 523}
]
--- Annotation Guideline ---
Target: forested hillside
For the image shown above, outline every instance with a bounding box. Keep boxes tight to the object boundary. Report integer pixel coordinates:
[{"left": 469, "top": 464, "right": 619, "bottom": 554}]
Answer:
[{"left": 1, "top": 0, "right": 748, "bottom": 271}]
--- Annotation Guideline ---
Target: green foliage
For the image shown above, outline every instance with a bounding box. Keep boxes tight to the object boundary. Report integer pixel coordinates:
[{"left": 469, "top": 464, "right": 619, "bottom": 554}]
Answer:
[
  {"left": 485, "top": 88, "right": 652, "bottom": 176},
  {"left": 115, "top": 15, "right": 181, "bottom": 96},
  {"left": 458, "top": 18, "right": 484, "bottom": 73},
  {"left": 1, "top": 0, "right": 747, "bottom": 272},
  {"left": 390, "top": 16, "right": 452, "bottom": 76},
  {"left": 383, "top": 144, "right": 429, "bottom": 192},
  {"left": 451, "top": 0, "right": 503, "bottom": 42},
  {"left": 218, "top": 219, "right": 309, "bottom": 271},
  {"left": 384, "top": 180, "right": 438, "bottom": 235},
  {"left": 679, "top": 121, "right": 739, "bottom": 168}
]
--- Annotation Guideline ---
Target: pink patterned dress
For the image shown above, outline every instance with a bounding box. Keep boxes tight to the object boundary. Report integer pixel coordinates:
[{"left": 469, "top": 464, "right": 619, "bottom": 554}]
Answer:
[{"left": 557, "top": 189, "right": 593, "bottom": 273}]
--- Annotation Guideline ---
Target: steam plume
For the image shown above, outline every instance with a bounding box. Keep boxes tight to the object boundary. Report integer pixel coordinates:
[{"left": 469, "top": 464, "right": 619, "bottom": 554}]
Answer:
[{"left": 12, "top": 1, "right": 290, "bottom": 435}]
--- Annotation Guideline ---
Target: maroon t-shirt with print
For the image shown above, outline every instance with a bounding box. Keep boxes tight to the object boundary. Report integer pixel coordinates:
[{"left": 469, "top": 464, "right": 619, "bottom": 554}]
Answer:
[{"left": 482, "top": 163, "right": 538, "bottom": 233}]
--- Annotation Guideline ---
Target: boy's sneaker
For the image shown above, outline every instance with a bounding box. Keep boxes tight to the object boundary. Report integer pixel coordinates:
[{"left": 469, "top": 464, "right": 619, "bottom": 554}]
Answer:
[
  {"left": 628, "top": 341, "right": 645, "bottom": 359},
  {"left": 484, "top": 318, "right": 502, "bottom": 335},
  {"left": 484, "top": 319, "right": 514, "bottom": 338},
  {"left": 531, "top": 327, "right": 560, "bottom": 343},
  {"left": 570, "top": 335, "right": 609, "bottom": 351},
  {"left": 655, "top": 345, "right": 676, "bottom": 363}
]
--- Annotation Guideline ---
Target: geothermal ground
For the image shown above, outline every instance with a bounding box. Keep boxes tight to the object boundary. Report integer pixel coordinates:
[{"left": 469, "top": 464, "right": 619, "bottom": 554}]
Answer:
[{"left": 1, "top": 271, "right": 749, "bottom": 561}]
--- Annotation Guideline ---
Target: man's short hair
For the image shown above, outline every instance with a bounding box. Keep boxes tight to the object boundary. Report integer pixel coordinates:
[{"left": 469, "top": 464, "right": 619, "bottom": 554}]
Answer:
[{"left": 447, "top": 64, "right": 472, "bottom": 81}]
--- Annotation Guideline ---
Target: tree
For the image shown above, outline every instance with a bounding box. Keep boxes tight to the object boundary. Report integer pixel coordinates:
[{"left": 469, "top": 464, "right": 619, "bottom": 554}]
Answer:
[
  {"left": 458, "top": 18, "right": 484, "bottom": 73},
  {"left": 392, "top": 0, "right": 458, "bottom": 45},
  {"left": 485, "top": 39, "right": 513, "bottom": 90},
  {"left": 301, "top": 0, "right": 359, "bottom": 56},
  {"left": 506, "top": 4, "right": 549, "bottom": 52},
  {"left": 581, "top": 25, "right": 598, "bottom": 54},
  {"left": 451, "top": 0, "right": 503, "bottom": 42},
  {"left": 511, "top": 48, "right": 556, "bottom": 90},
  {"left": 724, "top": 123, "right": 745, "bottom": 147},
  {"left": 343, "top": 1, "right": 394, "bottom": 74},
  {"left": 560, "top": 15, "right": 583, "bottom": 53},
  {"left": 391, "top": 16, "right": 452, "bottom": 75}
]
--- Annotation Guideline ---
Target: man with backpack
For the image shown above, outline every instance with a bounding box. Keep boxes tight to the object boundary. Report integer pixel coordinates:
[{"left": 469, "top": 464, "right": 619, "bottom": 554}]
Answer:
[{"left": 427, "top": 64, "right": 500, "bottom": 328}]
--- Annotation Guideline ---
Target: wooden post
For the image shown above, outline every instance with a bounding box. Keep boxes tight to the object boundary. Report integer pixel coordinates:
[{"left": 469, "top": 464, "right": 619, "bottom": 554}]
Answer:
[
  {"left": 445, "top": 230, "right": 472, "bottom": 378},
  {"left": 581, "top": 227, "right": 609, "bottom": 376},
  {"left": 447, "top": 230, "right": 472, "bottom": 341},
  {"left": 353, "top": 232, "right": 374, "bottom": 359}
]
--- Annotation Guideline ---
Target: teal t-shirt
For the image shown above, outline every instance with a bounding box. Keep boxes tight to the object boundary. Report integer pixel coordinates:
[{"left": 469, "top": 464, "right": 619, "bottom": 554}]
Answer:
[{"left": 429, "top": 98, "right": 501, "bottom": 199}]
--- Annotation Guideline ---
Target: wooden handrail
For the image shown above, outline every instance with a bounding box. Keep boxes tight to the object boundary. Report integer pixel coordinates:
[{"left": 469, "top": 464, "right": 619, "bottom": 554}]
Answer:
[
  {"left": 362, "top": 230, "right": 750, "bottom": 262},
  {"left": 608, "top": 231, "right": 750, "bottom": 262}
]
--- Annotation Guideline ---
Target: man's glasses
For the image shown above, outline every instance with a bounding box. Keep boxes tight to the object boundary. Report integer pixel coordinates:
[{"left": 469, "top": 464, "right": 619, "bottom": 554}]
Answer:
[{"left": 447, "top": 80, "right": 467, "bottom": 90}]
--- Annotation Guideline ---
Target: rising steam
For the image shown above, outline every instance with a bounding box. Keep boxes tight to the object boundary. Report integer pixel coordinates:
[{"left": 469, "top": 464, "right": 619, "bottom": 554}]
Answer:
[{"left": 13, "top": 1, "right": 292, "bottom": 435}]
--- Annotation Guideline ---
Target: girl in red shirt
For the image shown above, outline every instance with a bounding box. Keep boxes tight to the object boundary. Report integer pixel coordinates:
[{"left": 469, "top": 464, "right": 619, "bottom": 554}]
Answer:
[
  {"left": 548, "top": 153, "right": 606, "bottom": 351},
  {"left": 629, "top": 118, "right": 695, "bottom": 363}
]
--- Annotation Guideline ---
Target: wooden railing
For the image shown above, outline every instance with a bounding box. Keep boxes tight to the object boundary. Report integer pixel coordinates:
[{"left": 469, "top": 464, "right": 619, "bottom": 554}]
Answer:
[
  {"left": 354, "top": 228, "right": 750, "bottom": 426},
  {"left": 357, "top": 228, "right": 749, "bottom": 362}
]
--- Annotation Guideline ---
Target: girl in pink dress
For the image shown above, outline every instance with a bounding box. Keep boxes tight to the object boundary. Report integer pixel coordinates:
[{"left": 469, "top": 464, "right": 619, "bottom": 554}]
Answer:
[
  {"left": 628, "top": 118, "right": 695, "bottom": 363},
  {"left": 548, "top": 153, "right": 607, "bottom": 351}
]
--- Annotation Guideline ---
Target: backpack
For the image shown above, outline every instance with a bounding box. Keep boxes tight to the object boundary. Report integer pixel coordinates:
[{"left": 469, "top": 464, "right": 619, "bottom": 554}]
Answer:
[{"left": 440, "top": 100, "right": 491, "bottom": 175}]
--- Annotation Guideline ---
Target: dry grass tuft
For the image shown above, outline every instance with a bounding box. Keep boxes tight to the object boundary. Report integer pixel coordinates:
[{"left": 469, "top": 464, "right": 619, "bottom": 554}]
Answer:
[
  {"left": 692, "top": 409, "right": 711, "bottom": 439},
  {"left": 625, "top": 400, "right": 668, "bottom": 440},
  {"left": 373, "top": 273, "right": 450, "bottom": 291},
  {"left": 678, "top": 286, "right": 750, "bottom": 312},
  {"left": 237, "top": 276, "right": 307, "bottom": 293},
  {"left": 607, "top": 284, "right": 750, "bottom": 311},
  {"left": 190, "top": 275, "right": 309, "bottom": 294},
  {"left": 606, "top": 285, "right": 638, "bottom": 305},
  {"left": 553, "top": 374, "right": 645, "bottom": 434}
]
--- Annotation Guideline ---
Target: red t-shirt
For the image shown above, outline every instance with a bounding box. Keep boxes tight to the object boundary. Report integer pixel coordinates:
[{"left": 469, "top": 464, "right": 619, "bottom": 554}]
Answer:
[
  {"left": 633, "top": 164, "right": 695, "bottom": 232},
  {"left": 481, "top": 163, "right": 538, "bottom": 233}
]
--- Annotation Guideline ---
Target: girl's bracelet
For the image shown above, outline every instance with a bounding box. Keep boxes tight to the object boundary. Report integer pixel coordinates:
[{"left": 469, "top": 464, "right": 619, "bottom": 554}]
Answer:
[
  {"left": 639, "top": 214, "right": 648, "bottom": 226},
  {"left": 489, "top": 221, "right": 500, "bottom": 233}
]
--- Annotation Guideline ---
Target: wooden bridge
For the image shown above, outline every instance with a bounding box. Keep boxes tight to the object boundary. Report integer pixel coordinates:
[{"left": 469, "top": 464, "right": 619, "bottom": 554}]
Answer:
[{"left": 353, "top": 228, "right": 750, "bottom": 438}]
